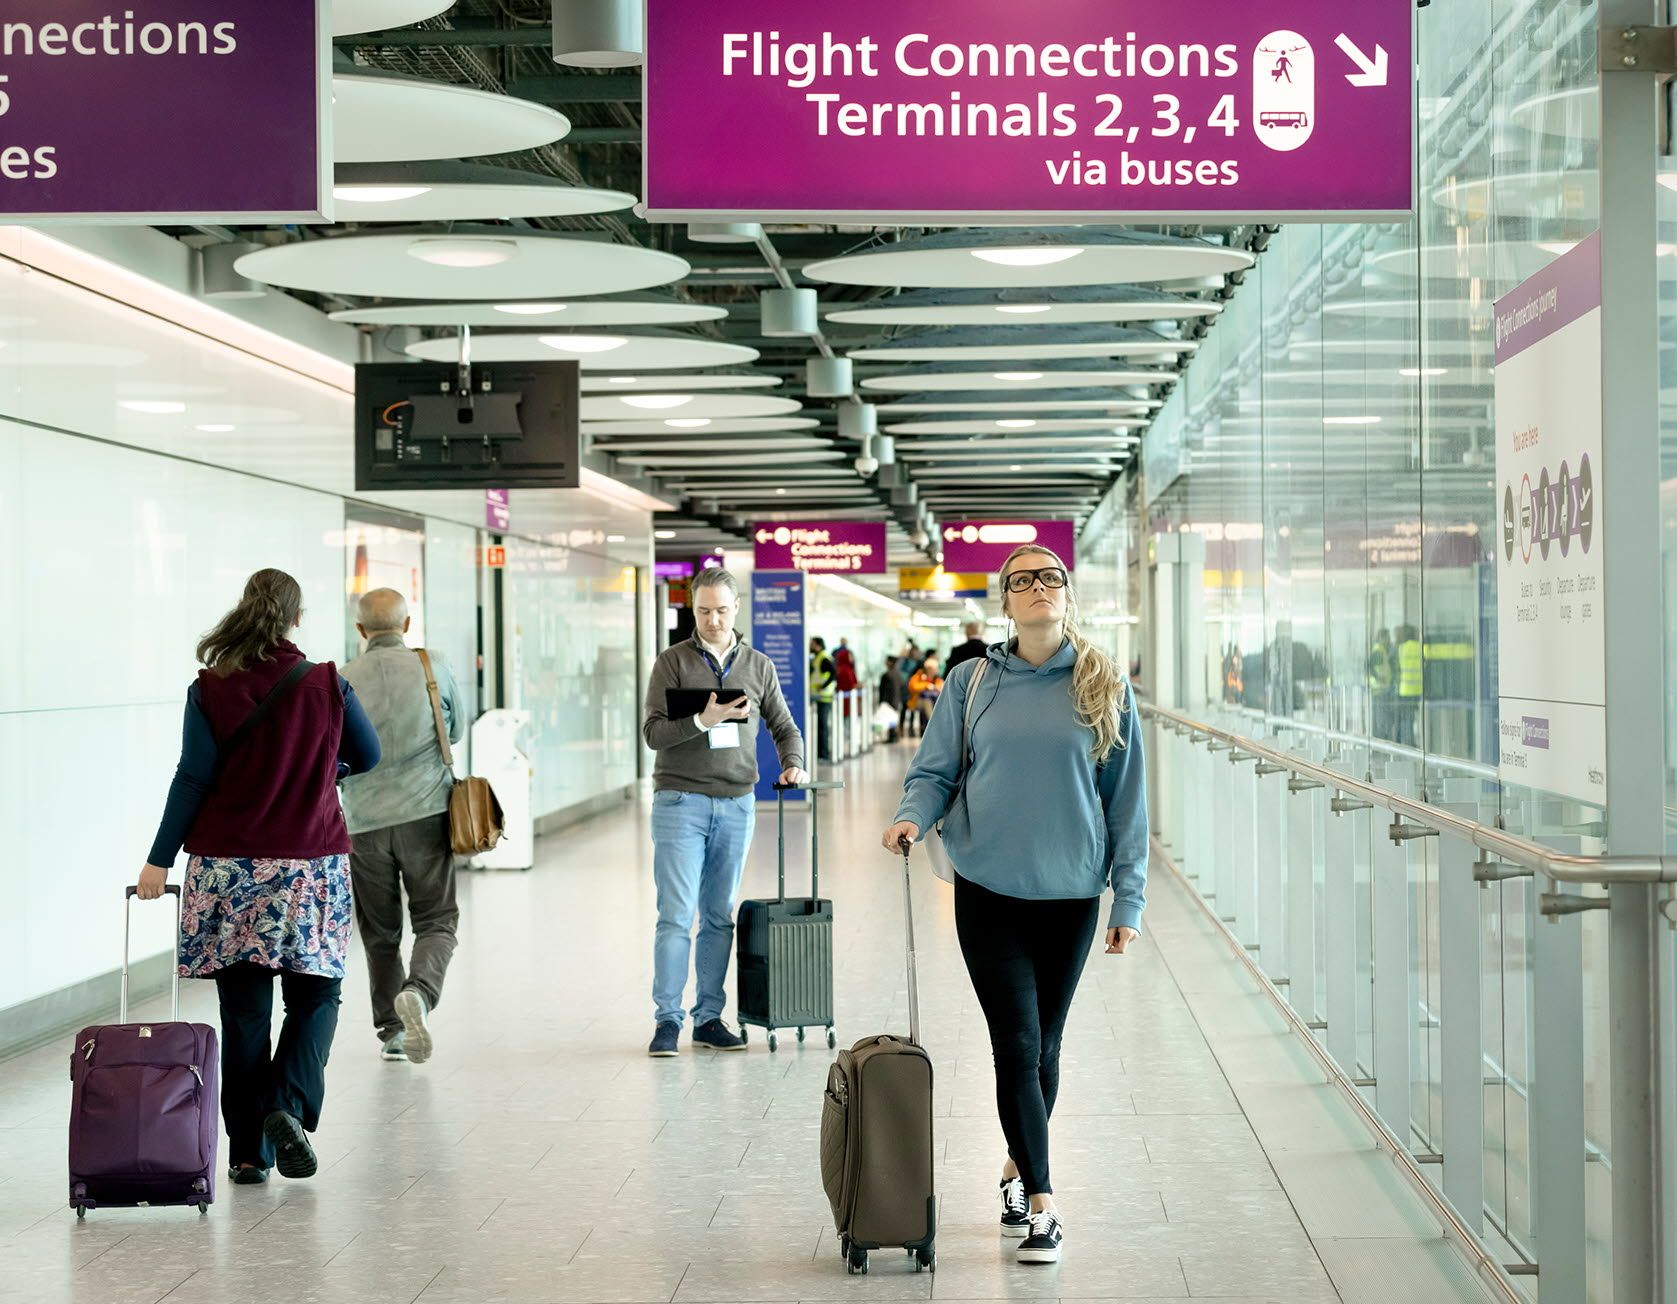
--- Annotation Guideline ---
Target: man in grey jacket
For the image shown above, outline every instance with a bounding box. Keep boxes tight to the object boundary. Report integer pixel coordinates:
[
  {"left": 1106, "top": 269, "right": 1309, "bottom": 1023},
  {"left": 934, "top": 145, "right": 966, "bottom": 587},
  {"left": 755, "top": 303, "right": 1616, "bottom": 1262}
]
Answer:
[
  {"left": 641, "top": 568, "right": 806, "bottom": 1056},
  {"left": 339, "top": 589, "right": 465, "bottom": 1066}
]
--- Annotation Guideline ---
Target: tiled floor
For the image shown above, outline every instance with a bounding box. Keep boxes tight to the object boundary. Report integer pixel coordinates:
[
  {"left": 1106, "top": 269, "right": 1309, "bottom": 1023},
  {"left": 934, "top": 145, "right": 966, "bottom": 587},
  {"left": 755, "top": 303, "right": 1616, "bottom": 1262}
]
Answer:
[{"left": 0, "top": 744, "right": 1501, "bottom": 1303}]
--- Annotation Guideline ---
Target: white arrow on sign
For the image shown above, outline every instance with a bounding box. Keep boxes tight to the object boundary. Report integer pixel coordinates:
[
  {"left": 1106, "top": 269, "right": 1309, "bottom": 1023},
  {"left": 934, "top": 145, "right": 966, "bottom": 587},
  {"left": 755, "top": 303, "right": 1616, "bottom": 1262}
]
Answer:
[
  {"left": 755, "top": 529, "right": 771, "bottom": 543},
  {"left": 1334, "top": 34, "right": 1387, "bottom": 87},
  {"left": 943, "top": 526, "right": 958, "bottom": 541}
]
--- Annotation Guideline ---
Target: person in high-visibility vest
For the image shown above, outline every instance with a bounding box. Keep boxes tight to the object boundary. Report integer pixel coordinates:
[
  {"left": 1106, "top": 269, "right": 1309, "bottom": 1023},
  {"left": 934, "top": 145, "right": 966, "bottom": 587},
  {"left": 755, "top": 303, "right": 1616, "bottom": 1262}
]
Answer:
[
  {"left": 1365, "top": 628, "right": 1395, "bottom": 740},
  {"left": 1394, "top": 623, "right": 1422, "bottom": 748}
]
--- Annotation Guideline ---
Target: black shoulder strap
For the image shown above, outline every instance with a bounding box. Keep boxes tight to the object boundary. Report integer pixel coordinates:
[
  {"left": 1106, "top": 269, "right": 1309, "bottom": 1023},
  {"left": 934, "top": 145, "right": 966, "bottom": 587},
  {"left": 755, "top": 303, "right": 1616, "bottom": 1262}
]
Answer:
[{"left": 214, "top": 659, "right": 316, "bottom": 776}]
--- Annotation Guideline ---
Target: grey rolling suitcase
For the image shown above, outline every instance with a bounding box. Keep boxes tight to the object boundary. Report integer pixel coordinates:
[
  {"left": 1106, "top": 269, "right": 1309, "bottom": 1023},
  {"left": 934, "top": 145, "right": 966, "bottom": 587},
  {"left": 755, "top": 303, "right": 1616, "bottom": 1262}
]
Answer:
[
  {"left": 735, "top": 780, "right": 841, "bottom": 1052},
  {"left": 819, "top": 842, "right": 936, "bottom": 1275}
]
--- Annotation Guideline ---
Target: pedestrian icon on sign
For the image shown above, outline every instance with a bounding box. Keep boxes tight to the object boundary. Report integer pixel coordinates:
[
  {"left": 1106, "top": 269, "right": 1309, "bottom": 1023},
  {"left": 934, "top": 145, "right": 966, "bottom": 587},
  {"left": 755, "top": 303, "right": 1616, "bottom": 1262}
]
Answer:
[{"left": 1254, "top": 31, "right": 1315, "bottom": 152}]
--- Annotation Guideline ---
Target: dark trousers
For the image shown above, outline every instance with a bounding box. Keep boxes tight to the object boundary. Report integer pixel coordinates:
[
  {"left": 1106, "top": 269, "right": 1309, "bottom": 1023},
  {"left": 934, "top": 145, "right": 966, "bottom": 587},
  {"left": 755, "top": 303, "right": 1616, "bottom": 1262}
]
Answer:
[
  {"left": 1394, "top": 698, "right": 1420, "bottom": 748},
  {"left": 349, "top": 812, "right": 459, "bottom": 1041},
  {"left": 954, "top": 874, "right": 1100, "bottom": 1196},
  {"left": 815, "top": 699, "right": 834, "bottom": 762},
  {"left": 214, "top": 964, "right": 342, "bottom": 1169}
]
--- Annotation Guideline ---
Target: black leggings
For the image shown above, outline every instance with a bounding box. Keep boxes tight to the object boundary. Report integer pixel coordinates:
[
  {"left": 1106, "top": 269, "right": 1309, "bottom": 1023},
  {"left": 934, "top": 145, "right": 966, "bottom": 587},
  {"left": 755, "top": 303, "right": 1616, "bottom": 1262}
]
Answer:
[{"left": 954, "top": 874, "right": 1100, "bottom": 1196}]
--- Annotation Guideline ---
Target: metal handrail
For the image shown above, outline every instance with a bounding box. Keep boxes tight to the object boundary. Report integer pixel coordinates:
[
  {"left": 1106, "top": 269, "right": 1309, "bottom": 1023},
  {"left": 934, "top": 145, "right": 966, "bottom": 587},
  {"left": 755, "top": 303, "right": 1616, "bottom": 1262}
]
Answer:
[{"left": 1142, "top": 701, "right": 1677, "bottom": 886}]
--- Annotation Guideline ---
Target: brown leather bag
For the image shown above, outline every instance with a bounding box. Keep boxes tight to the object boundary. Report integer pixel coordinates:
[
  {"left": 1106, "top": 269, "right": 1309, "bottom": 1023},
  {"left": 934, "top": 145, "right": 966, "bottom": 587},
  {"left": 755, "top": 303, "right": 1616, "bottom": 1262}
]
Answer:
[{"left": 416, "top": 649, "right": 505, "bottom": 856}]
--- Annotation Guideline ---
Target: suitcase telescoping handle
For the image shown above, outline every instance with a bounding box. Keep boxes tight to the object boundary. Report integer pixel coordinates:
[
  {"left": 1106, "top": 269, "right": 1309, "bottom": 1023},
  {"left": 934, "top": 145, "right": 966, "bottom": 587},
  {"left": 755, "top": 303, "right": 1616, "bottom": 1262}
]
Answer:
[
  {"left": 897, "top": 839, "right": 922, "bottom": 1048},
  {"left": 772, "top": 779, "right": 844, "bottom": 903},
  {"left": 122, "top": 885, "right": 182, "bottom": 1025}
]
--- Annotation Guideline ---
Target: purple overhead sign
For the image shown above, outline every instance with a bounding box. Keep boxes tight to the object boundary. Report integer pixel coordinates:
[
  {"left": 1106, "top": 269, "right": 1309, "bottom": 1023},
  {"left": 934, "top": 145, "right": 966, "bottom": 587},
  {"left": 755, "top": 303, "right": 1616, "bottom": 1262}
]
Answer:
[
  {"left": 754, "top": 521, "right": 888, "bottom": 574},
  {"left": 645, "top": 0, "right": 1413, "bottom": 222},
  {"left": 941, "top": 520, "right": 1078, "bottom": 574},
  {"left": 0, "top": 1, "right": 330, "bottom": 222}
]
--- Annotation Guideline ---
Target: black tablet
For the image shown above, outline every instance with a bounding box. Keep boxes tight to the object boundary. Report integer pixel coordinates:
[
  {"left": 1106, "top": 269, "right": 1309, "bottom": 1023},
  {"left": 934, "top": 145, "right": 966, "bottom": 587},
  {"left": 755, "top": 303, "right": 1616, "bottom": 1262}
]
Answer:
[{"left": 665, "top": 687, "right": 747, "bottom": 718}]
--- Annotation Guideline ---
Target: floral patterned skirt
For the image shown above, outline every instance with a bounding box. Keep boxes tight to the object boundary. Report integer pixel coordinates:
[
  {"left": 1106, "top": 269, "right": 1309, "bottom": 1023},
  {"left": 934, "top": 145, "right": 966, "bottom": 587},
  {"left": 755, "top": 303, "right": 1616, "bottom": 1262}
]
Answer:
[{"left": 179, "top": 855, "right": 353, "bottom": 979}]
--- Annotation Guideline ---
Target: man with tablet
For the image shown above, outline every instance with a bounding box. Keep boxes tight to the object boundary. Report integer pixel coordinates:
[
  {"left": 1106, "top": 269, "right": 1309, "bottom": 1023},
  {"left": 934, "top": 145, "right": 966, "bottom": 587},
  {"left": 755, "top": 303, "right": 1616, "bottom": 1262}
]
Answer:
[{"left": 640, "top": 568, "right": 807, "bottom": 1056}]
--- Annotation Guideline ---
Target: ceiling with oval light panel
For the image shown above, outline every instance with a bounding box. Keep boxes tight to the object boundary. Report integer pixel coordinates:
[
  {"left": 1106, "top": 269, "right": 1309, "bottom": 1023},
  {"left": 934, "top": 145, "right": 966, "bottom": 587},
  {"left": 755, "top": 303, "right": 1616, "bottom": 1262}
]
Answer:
[
  {"left": 331, "top": 294, "right": 725, "bottom": 329},
  {"left": 332, "top": 72, "right": 570, "bottom": 163},
  {"left": 405, "top": 330, "right": 758, "bottom": 370}
]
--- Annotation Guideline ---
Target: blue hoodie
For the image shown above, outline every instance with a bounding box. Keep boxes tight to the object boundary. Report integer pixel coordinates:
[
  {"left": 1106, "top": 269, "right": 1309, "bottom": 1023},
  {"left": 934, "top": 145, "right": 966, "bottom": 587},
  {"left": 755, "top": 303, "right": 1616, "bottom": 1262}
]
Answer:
[{"left": 894, "top": 639, "right": 1148, "bottom": 932}]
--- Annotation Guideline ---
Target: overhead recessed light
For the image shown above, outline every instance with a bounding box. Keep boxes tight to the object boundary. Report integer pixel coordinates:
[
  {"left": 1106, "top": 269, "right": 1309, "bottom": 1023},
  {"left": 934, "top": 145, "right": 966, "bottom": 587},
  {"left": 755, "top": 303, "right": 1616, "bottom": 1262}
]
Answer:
[
  {"left": 607, "top": 534, "right": 627, "bottom": 542},
  {"left": 607, "top": 375, "right": 637, "bottom": 384},
  {"left": 1009, "top": 464, "right": 1024, "bottom": 471},
  {"left": 622, "top": 394, "right": 693, "bottom": 410},
  {"left": 405, "top": 237, "right": 520, "bottom": 268},
  {"left": 333, "top": 184, "right": 432, "bottom": 203},
  {"left": 655, "top": 529, "right": 678, "bottom": 539},
  {"left": 539, "top": 334, "right": 627, "bottom": 354},
  {"left": 993, "top": 371, "right": 1045, "bottom": 381},
  {"left": 495, "top": 302, "right": 568, "bottom": 316},
  {"left": 194, "top": 423, "right": 236, "bottom": 432},
  {"left": 664, "top": 418, "right": 711, "bottom": 428},
  {"left": 1323, "top": 416, "right": 1382, "bottom": 426},
  {"left": 972, "top": 247, "right": 1085, "bottom": 268},
  {"left": 120, "top": 399, "right": 186, "bottom": 414},
  {"left": 775, "top": 487, "right": 787, "bottom": 495},
  {"left": 996, "top": 419, "right": 1037, "bottom": 428},
  {"left": 1398, "top": 368, "right": 1449, "bottom": 377},
  {"left": 995, "top": 304, "right": 1053, "bottom": 314}
]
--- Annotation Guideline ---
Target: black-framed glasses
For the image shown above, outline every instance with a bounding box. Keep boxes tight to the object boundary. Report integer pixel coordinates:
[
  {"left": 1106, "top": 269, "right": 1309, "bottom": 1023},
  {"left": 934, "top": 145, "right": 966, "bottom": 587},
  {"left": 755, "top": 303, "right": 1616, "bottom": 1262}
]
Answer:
[{"left": 1004, "top": 566, "right": 1068, "bottom": 593}]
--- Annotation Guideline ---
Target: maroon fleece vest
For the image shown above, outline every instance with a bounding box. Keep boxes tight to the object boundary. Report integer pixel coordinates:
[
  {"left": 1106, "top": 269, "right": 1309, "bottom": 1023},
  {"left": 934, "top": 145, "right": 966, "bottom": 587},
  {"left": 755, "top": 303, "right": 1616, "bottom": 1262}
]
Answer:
[{"left": 184, "top": 640, "right": 350, "bottom": 859}]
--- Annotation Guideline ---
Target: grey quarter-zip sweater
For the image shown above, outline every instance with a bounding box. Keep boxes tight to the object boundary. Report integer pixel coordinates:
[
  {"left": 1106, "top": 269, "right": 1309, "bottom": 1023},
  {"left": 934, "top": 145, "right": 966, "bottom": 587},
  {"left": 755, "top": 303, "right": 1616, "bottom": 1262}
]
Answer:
[{"left": 642, "top": 633, "right": 804, "bottom": 797}]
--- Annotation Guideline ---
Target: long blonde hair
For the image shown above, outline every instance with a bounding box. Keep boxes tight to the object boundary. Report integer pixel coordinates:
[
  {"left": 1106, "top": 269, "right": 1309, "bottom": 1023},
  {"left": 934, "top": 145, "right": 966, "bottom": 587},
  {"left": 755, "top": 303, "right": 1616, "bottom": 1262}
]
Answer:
[{"left": 998, "top": 545, "right": 1129, "bottom": 760}]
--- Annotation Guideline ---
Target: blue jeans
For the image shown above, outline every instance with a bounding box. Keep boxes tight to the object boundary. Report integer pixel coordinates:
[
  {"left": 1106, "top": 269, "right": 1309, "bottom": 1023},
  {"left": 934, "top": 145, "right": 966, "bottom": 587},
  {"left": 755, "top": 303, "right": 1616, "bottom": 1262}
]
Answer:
[{"left": 650, "top": 790, "right": 756, "bottom": 1027}]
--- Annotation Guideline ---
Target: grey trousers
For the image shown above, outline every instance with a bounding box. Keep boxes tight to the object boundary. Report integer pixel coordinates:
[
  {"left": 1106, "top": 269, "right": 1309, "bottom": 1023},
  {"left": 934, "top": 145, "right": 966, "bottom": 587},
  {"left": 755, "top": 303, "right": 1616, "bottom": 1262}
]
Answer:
[{"left": 349, "top": 812, "right": 459, "bottom": 1041}]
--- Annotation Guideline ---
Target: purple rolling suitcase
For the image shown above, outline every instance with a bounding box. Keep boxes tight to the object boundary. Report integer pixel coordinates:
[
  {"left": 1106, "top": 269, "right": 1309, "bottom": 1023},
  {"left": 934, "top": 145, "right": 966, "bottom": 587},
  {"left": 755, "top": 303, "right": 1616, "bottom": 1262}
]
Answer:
[{"left": 69, "top": 885, "right": 219, "bottom": 1218}]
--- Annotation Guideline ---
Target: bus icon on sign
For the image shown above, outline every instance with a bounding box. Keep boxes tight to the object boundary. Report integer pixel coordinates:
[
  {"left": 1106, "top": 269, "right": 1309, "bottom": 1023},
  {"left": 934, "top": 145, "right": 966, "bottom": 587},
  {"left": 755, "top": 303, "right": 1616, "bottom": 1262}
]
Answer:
[{"left": 1258, "top": 110, "right": 1309, "bottom": 128}]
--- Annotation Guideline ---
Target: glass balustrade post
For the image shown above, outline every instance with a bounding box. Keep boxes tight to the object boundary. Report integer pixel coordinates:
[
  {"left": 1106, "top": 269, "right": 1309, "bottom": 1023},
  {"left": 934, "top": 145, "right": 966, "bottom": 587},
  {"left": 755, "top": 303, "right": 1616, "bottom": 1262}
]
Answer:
[
  {"left": 1256, "top": 764, "right": 1288, "bottom": 981},
  {"left": 1436, "top": 822, "right": 1486, "bottom": 1234},
  {"left": 1531, "top": 888, "right": 1588, "bottom": 1301},
  {"left": 1285, "top": 761, "right": 1321, "bottom": 1023}
]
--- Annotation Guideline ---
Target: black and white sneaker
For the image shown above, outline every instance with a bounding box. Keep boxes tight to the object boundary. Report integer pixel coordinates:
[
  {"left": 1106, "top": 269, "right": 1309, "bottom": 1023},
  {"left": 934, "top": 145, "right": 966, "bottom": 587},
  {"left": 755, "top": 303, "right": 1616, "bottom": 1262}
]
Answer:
[
  {"left": 999, "top": 1177, "right": 1030, "bottom": 1238},
  {"left": 1017, "top": 1209, "right": 1064, "bottom": 1264}
]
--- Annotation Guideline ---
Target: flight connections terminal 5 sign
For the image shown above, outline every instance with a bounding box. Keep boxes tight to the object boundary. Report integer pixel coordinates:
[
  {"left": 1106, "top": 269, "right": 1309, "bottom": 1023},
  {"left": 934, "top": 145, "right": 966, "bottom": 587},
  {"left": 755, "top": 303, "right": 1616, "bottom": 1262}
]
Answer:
[
  {"left": 0, "top": 1, "right": 331, "bottom": 222},
  {"left": 644, "top": 0, "right": 1413, "bottom": 222}
]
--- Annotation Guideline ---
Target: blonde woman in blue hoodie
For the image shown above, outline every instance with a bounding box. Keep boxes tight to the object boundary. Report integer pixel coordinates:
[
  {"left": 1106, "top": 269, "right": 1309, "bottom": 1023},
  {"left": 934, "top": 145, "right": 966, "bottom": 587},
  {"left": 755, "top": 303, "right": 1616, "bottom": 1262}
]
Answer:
[{"left": 882, "top": 544, "right": 1147, "bottom": 1266}]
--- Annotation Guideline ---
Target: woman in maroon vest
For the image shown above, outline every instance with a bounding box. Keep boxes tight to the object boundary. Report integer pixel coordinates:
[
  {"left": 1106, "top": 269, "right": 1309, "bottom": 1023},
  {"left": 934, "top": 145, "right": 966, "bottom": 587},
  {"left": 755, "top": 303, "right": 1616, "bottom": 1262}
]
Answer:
[{"left": 137, "top": 569, "right": 380, "bottom": 1185}]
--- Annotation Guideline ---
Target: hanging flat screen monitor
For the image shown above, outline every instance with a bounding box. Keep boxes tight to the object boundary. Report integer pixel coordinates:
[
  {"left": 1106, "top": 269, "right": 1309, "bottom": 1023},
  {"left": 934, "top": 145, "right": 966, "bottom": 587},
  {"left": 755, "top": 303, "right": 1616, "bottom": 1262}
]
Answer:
[{"left": 354, "top": 360, "right": 581, "bottom": 490}]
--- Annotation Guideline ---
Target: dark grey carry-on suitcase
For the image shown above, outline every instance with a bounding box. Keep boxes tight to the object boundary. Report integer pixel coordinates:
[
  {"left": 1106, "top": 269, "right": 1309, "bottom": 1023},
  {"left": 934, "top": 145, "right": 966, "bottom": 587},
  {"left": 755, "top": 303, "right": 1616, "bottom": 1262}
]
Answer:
[
  {"left": 736, "top": 780, "right": 841, "bottom": 1052},
  {"left": 819, "top": 842, "right": 936, "bottom": 1275}
]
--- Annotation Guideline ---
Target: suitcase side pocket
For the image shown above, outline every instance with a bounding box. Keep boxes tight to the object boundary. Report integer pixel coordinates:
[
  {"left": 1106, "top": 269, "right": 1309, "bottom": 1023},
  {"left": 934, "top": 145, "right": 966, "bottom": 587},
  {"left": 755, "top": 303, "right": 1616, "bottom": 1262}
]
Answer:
[{"left": 819, "top": 1068, "right": 849, "bottom": 1229}]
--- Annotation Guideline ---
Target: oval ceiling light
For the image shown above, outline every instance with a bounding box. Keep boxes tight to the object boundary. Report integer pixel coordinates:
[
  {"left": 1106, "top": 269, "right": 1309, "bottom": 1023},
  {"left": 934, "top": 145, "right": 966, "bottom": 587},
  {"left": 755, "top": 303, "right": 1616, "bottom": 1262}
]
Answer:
[
  {"left": 970, "top": 247, "right": 1085, "bottom": 267},
  {"left": 881, "top": 387, "right": 1164, "bottom": 415},
  {"left": 804, "top": 227, "right": 1254, "bottom": 289},
  {"left": 236, "top": 230, "right": 689, "bottom": 299},
  {"left": 405, "top": 330, "right": 758, "bottom": 370},
  {"left": 863, "top": 359, "right": 1175, "bottom": 393},
  {"left": 578, "top": 371, "right": 778, "bottom": 392},
  {"left": 581, "top": 393, "right": 803, "bottom": 421},
  {"left": 826, "top": 285, "right": 1222, "bottom": 327},
  {"left": 332, "top": 72, "right": 569, "bottom": 164},
  {"left": 584, "top": 417, "right": 820, "bottom": 436},
  {"left": 848, "top": 325, "right": 1196, "bottom": 364},
  {"left": 622, "top": 394, "right": 693, "bottom": 409},
  {"left": 539, "top": 334, "right": 627, "bottom": 354},
  {"left": 330, "top": 160, "right": 634, "bottom": 222},
  {"left": 332, "top": 0, "right": 452, "bottom": 37},
  {"left": 407, "top": 237, "right": 519, "bottom": 268},
  {"left": 329, "top": 293, "right": 724, "bottom": 329},
  {"left": 885, "top": 416, "right": 1149, "bottom": 436},
  {"left": 664, "top": 418, "right": 712, "bottom": 428}
]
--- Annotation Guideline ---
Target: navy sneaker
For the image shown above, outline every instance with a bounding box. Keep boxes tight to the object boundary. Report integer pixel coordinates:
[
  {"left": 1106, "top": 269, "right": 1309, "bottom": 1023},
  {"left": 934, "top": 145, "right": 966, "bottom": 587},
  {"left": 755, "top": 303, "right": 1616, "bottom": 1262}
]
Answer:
[
  {"left": 692, "top": 1019, "right": 746, "bottom": 1052},
  {"left": 648, "top": 1021, "right": 680, "bottom": 1057},
  {"left": 262, "top": 1111, "right": 317, "bottom": 1181},
  {"left": 999, "top": 1176, "right": 1030, "bottom": 1238},
  {"left": 1017, "top": 1209, "right": 1064, "bottom": 1264},
  {"left": 228, "top": 1165, "right": 269, "bottom": 1185},
  {"left": 380, "top": 1032, "right": 407, "bottom": 1062}
]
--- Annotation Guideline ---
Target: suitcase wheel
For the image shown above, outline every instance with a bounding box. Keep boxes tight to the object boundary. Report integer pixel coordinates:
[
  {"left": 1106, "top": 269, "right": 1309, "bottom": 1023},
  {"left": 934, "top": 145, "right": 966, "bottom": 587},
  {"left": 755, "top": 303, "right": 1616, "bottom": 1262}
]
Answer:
[
  {"left": 846, "top": 1248, "right": 869, "bottom": 1275},
  {"left": 768, "top": 1033, "right": 778, "bottom": 1052},
  {"left": 74, "top": 1206, "right": 85, "bottom": 1221},
  {"left": 196, "top": 1202, "right": 209, "bottom": 1214},
  {"left": 796, "top": 1027, "right": 805, "bottom": 1044},
  {"left": 915, "top": 1246, "right": 936, "bottom": 1274},
  {"left": 827, "top": 1028, "right": 837, "bottom": 1050},
  {"left": 739, "top": 1027, "right": 748, "bottom": 1045}
]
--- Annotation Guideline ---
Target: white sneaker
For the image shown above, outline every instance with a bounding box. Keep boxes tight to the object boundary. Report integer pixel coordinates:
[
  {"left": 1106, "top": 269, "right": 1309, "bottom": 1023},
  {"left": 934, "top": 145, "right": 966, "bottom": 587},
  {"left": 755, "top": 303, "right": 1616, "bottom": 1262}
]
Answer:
[
  {"left": 1017, "top": 1209, "right": 1064, "bottom": 1264},
  {"left": 394, "top": 989, "right": 433, "bottom": 1065},
  {"left": 999, "top": 1177, "right": 1030, "bottom": 1238}
]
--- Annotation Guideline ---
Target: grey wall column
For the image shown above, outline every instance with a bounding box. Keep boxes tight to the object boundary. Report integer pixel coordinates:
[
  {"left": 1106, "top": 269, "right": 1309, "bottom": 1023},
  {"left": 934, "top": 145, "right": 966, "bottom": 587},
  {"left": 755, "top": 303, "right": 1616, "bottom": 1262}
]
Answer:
[{"left": 1598, "top": 1, "right": 1669, "bottom": 1299}]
